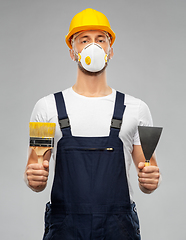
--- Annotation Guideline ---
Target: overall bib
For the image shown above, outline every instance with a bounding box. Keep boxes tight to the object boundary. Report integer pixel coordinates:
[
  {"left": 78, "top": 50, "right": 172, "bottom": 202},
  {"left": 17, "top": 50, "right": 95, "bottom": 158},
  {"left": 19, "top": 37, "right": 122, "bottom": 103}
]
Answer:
[{"left": 43, "top": 91, "right": 141, "bottom": 240}]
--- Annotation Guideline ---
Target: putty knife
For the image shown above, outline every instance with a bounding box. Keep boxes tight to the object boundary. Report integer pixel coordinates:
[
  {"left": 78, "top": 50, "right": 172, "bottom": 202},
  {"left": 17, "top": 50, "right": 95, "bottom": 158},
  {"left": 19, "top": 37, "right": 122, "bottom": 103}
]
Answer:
[{"left": 138, "top": 126, "right": 163, "bottom": 166}]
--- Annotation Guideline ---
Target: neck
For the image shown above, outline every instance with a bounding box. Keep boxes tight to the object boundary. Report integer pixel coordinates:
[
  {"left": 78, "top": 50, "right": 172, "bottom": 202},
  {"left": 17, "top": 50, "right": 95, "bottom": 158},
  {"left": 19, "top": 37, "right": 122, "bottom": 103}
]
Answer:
[{"left": 73, "top": 68, "right": 112, "bottom": 97}]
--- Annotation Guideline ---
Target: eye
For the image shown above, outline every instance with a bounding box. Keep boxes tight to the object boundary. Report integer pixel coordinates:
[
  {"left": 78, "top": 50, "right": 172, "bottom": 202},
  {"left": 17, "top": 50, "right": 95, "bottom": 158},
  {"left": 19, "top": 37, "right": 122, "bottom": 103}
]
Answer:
[
  {"left": 82, "top": 40, "right": 88, "bottom": 44},
  {"left": 96, "top": 38, "right": 106, "bottom": 43},
  {"left": 79, "top": 37, "right": 90, "bottom": 44}
]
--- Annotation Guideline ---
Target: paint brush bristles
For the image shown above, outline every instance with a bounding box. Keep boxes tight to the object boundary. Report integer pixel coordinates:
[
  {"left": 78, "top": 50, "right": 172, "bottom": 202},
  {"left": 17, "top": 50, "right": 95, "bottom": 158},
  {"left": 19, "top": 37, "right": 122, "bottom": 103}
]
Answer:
[
  {"left": 29, "top": 122, "right": 56, "bottom": 138},
  {"left": 29, "top": 122, "right": 56, "bottom": 164}
]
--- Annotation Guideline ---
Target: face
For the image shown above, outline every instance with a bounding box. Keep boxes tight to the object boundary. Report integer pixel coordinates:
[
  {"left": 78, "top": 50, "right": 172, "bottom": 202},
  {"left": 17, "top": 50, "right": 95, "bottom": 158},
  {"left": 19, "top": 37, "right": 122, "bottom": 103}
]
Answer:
[
  {"left": 72, "top": 30, "right": 112, "bottom": 55},
  {"left": 70, "top": 30, "right": 114, "bottom": 75},
  {"left": 70, "top": 30, "right": 113, "bottom": 60}
]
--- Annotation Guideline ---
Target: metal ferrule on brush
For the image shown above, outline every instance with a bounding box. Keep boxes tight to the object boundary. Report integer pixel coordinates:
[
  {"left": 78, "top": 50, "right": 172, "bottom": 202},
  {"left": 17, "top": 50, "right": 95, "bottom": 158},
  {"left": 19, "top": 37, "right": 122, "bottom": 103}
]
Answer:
[{"left": 30, "top": 137, "right": 54, "bottom": 147}]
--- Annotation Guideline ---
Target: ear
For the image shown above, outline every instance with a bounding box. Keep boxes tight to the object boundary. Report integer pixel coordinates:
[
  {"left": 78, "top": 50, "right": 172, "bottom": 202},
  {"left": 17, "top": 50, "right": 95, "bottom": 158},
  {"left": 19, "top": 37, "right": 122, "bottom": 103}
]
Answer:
[
  {"left": 108, "top": 47, "right": 114, "bottom": 60},
  {"left": 69, "top": 49, "right": 76, "bottom": 61}
]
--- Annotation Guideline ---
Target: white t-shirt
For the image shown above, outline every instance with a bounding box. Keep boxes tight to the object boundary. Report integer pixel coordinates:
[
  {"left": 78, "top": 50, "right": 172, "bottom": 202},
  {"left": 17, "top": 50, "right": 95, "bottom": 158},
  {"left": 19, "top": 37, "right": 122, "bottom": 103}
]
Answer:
[{"left": 30, "top": 87, "right": 153, "bottom": 201}]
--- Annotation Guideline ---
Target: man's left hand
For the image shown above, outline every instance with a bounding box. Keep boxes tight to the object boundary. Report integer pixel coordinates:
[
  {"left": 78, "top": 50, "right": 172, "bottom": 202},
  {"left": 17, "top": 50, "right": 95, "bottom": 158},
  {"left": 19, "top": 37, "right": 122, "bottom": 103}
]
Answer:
[{"left": 138, "top": 162, "right": 160, "bottom": 193}]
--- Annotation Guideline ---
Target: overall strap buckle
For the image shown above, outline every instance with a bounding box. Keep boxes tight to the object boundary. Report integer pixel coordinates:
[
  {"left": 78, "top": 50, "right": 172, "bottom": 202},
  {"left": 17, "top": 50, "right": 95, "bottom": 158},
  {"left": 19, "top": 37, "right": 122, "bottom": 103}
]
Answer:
[
  {"left": 59, "top": 118, "right": 70, "bottom": 129},
  {"left": 111, "top": 119, "right": 122, "bottom": 129}
]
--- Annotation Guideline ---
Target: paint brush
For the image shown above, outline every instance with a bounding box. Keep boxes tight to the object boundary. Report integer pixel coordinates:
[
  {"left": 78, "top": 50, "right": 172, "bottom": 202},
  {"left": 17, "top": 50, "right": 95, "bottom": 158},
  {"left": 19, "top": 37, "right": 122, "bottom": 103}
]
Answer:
[{"left": 29, "top": 122, "right": 56, "bottom": 164}]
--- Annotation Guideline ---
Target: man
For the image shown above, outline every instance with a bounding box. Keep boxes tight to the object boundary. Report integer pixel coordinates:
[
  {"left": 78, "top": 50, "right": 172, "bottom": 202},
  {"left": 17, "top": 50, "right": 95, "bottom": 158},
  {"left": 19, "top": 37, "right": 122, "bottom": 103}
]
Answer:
[{"left": 25, "top": 8, "right": 160, "bottom": 240}]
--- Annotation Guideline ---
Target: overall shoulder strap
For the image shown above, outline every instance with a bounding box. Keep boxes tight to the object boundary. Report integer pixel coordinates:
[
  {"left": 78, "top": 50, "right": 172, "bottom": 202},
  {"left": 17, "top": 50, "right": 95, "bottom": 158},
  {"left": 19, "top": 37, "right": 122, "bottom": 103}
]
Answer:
[
  {"left": 110, "top": 91, "right": 126, "bottom": 137},
  {"left": 54, "top": 92, "right": 72, "bottom": 136}
]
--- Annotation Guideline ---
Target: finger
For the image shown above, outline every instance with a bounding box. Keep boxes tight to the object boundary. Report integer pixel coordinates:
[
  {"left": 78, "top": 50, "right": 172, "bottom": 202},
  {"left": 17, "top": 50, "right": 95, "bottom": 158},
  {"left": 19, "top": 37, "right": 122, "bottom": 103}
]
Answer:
[
  {"left": 138, "top": 177, "right": 159, "bottom": 185},
  {"left": 28, "top": 179, "right": 48, "bottom": 188},
  {"left": 27, "top": 163, "right": 49, "bottom": 173},
  {"left": 27, "top": 163, "right": 44, "bottom": 170},
  {"left": 138, "top": 162, "right": 145, "bottom": 170},
  {"left": 140, "top": 183, "right": 158, "bottom": 191},
  {"left": 26, "top": 168, "right": 49, "bottom": 178},
  {"left": 142, "top": 166, "right": 159, "bottom": 173},
  {"left": 28, "top": 180, "right": 47, "bottom": 189},
  {"left": 28, "top": 172, "right": 48, "bottom": 182},
  {"left": 43, "top": 160, "right": 49, "bottom": 170},
  {"left": 138, "top": 171, "right": 160, "bottom": 179}
]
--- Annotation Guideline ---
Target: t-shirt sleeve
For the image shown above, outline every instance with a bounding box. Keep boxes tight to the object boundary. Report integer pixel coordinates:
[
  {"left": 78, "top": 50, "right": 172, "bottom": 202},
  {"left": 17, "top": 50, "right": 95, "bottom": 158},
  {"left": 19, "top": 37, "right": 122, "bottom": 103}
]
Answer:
[
  {"left": 27, "top": 97, "right": 53, "bottom": 160},
  {"left": 133, "top": 100, "right": 153, "bottom": 145},
  {"left": 30, "top": 97, "right": 48, "bottom": 122},
  {"left": 28, "top": 95, "right": 59, "bottom": 161}
]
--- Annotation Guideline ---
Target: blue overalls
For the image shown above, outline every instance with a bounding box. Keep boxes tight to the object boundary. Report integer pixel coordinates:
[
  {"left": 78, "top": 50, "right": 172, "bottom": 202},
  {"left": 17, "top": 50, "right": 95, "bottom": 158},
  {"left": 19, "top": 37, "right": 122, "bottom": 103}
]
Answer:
[{"left": 43, "top": 91, "right": 141, "bottom": 240}]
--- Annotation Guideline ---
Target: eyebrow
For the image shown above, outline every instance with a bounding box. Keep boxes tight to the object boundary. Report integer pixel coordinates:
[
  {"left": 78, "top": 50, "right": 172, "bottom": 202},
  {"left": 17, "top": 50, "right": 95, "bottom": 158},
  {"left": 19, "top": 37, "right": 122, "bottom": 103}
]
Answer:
[
  {"left": 97, "top": 34, "right": 106, "bottom": 38},
  {"left": 79, "top": 35, "right": 89, "bottom": 40},
  {"left": 79, "top": 34, "right": 106, "bottom": 40}
]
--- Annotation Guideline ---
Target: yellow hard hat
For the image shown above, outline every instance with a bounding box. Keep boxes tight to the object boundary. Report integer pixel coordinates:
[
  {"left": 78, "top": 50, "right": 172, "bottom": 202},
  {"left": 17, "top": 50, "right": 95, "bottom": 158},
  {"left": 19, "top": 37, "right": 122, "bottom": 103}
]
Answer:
[{"left": 65, "top": 8, "right": 116, "bottom": 49}]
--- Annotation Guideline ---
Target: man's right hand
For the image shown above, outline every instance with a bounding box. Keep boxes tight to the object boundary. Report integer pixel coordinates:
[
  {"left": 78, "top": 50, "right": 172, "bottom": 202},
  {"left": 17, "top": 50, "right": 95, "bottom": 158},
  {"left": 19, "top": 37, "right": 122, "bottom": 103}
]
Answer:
[{"left": 25, "top": 160, "right": 49, "bottom": 192}]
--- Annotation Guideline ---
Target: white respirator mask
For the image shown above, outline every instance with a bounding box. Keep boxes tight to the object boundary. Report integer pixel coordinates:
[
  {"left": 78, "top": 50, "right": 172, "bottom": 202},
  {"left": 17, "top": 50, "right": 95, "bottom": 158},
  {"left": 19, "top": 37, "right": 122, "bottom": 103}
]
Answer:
[{"left": 76, "top": 43, "right": 108, "bottom": 72}]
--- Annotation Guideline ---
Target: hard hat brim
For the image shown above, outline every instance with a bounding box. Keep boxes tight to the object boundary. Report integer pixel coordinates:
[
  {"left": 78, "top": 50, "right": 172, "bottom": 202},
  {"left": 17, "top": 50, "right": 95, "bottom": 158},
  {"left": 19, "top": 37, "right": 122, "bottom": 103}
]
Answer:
[{"left": 65, "top": 25, "right": 116, "bottom": 49}]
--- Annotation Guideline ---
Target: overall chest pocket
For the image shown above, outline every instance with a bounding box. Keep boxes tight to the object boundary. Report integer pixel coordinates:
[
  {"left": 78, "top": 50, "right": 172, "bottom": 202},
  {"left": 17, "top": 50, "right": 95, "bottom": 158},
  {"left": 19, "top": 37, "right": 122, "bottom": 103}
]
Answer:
[{"left": 63, "top": 147, "right": 114, "bottom": 152}]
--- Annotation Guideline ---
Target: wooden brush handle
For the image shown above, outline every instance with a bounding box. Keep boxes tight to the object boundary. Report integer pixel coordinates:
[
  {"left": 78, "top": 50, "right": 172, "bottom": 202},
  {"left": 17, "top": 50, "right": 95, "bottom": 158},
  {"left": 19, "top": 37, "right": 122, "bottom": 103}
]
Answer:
[
  {"left": 30, "top": 146, "right": 52, "bottom": 164},
  {"left": 38, "top": 155, "right": 44, "bottom": 164}
]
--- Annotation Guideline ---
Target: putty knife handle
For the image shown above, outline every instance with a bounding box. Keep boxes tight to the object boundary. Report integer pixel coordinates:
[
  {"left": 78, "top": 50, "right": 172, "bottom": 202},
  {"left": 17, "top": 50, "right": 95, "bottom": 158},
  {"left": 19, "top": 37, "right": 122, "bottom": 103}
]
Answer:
[{"left": 145, "top": 160, "right": 150, "bottom": 167}]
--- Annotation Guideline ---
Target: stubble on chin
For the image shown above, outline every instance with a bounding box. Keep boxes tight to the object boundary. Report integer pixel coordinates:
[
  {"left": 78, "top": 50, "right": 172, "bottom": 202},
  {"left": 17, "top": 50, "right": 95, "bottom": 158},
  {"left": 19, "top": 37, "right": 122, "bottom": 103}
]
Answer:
[{"left": 77, "top": 62, "right": 108, "bottom": 77}]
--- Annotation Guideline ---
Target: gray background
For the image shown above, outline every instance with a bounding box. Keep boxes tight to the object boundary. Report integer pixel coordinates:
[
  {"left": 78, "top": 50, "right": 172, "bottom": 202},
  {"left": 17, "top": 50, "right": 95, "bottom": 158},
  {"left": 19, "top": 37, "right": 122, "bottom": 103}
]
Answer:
[{"left": 1, "top": 0, "right": 185, "bottom": 239}]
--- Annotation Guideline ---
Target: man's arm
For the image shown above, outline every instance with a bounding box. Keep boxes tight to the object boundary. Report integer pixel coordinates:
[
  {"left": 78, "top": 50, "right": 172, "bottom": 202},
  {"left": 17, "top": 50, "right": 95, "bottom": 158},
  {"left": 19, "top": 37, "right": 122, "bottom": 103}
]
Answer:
[
  {"left": 132, "top": 145, "right": 160, "bottom": 194},
  {"left": 24, "top": 148, "right": 51, "bottom": 192}
]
